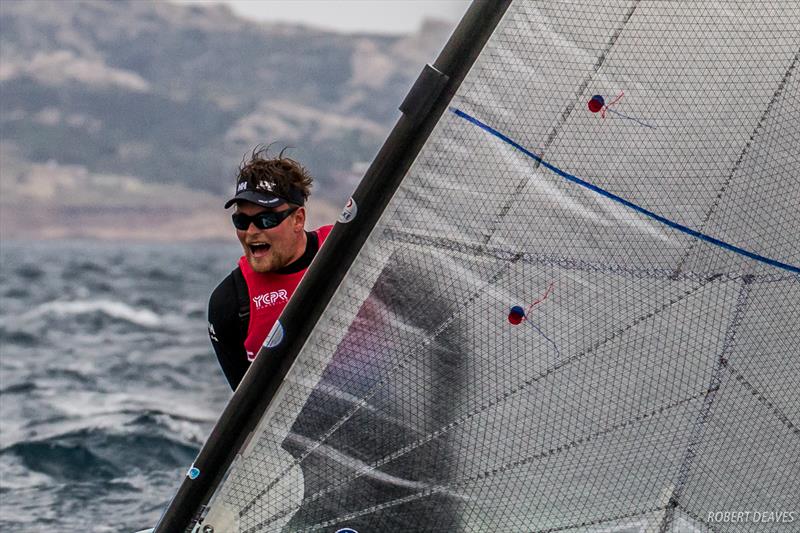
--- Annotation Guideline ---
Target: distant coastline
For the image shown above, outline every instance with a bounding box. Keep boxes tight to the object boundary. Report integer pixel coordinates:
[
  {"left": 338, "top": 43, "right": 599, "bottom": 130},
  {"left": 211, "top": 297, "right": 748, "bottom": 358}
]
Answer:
[
  {"left": 0, "top": 196, "right": 340, "bottom": 242},
  {"left": 0, "top": 0, "right": 451, "bottom": 244}
]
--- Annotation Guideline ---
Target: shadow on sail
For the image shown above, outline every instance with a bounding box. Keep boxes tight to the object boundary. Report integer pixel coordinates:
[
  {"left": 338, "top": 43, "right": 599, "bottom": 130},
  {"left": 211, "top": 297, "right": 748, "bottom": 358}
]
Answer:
[{"left": 153, "top": 1, "right": 800, "bottom": 531}]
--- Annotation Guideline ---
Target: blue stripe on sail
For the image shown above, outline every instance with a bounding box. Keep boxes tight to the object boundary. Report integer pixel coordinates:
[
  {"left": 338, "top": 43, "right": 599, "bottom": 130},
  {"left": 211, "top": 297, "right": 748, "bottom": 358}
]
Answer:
[{"left": 450, "top": 107, "right": 800, "bottom": 275}]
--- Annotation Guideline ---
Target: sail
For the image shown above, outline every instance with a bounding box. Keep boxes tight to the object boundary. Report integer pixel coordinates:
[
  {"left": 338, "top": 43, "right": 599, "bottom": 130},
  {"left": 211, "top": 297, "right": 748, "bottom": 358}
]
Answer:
[{"left": 157, "top": 0, "right": 800, "bottom": 531}]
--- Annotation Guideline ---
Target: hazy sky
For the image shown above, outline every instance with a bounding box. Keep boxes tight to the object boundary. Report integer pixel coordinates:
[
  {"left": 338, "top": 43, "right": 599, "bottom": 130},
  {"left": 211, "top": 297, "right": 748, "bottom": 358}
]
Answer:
[{"left": 170, "top": 0, "right": 471, "bottom": 34}]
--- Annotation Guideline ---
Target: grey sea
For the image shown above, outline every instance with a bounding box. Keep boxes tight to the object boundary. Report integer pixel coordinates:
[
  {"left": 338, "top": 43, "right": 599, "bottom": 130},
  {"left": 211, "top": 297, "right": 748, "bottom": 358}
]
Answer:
[{"left": 0, "top": 239, "right": 242, "bottom": 532}]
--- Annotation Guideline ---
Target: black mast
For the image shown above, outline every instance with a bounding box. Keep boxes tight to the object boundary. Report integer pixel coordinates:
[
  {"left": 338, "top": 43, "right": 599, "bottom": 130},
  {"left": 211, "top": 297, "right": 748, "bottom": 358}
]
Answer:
[{"left": 154, "top": 1, "right": 512, "bottom": 530}]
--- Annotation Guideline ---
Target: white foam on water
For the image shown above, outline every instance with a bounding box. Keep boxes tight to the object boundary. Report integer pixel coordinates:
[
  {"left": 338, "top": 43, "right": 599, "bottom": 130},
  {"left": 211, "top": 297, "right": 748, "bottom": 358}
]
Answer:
[{"left": 20, "top": 300, "right": 162, "bottom": 328}]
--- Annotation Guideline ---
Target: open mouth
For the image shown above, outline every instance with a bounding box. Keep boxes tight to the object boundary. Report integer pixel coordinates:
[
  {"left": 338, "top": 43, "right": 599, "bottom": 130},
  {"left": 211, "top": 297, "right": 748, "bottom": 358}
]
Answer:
[{"left": 249, "top": 242, "right": 271, "bottom": 257}]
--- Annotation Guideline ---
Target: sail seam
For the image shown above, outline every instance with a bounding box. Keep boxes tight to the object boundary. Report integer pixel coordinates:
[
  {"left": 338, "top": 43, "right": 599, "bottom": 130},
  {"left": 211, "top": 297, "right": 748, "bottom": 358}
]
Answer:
[
  {"left": 726, "top": 363, "right": 799, "bottom": 435},
  {"left": 456, "top": 392, "right": 708, "bottom": 485},
  {"left": 529, "top": 505, "right": 668, "bottom": 533},
  {"left": 451, "top": 107, "right": 800, "bottom": 275},
  {"left": 243, "top": 259, "right": 521, "bottom": 527},
  {"left": 260, "top": 276, "right": 718, "bottom": 526},
  {"left": 678, "top": 506, "right": 721, "bottom": 533},
  {"left": 385, "top": 228, "right": 796, "bottom": 284},
  {"left": 482, "top": 0, "right": 642, "bottom": 244},
  {"left": 658, "top": 279, "right": 751, "bottom": 533},
  {"left": 304, "top": 390, "right": 707, "bottom": 531},
  {"left": 673, "top": 46, "right": 800, "bottom": 276},
  {"left": 157, "top": 1, "right": 800, "bottom": 529},
  {"left": 302, "top": 488, "right": 441, "bottom": 532}
]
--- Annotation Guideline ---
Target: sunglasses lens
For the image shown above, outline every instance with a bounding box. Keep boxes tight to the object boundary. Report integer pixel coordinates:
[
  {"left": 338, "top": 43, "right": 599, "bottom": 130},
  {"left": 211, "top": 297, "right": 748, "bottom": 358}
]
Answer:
[
  {"left": 232, "top": 208, "right": 296, "bottom": 230},
  {"left": 253, "top": 213, "right": 279, "bottom": 229},
  {"left": 231, "top": 213, "right": 254, "bottom": 230}
]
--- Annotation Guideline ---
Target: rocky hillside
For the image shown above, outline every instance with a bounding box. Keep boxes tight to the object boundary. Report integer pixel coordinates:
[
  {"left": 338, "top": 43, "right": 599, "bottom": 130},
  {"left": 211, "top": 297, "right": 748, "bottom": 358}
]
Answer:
[{"left": 0, "top": 0, "right": 453, "bottom": 239}]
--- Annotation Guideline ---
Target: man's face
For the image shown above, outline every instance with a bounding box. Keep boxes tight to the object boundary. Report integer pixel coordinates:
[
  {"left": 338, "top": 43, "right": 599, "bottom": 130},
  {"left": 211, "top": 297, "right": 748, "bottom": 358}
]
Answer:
[{"left": 234, "top": 202, "right": 306, "bottom": 273}]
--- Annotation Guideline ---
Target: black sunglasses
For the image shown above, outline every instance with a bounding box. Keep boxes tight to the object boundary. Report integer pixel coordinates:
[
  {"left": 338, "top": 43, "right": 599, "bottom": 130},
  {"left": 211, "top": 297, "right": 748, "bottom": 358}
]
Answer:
[{"left": 231, "top": 207, "right": 298, "bottom": 230}]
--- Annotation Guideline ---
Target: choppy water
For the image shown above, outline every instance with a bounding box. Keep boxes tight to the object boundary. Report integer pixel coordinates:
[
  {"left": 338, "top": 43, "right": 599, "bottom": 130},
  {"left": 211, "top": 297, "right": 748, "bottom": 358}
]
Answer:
[{"left": 0, "top": 240, "right": 242, "bottom": 532}]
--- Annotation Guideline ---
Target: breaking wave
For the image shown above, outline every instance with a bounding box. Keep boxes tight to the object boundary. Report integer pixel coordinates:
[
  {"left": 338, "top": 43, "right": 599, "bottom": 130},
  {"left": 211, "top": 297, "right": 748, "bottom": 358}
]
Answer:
[
  {"left": 1, "top": 239, "right": 238, "bottom": 531},
  {"left": 19, "top": 300, "right": 162, "bottom": 328}
]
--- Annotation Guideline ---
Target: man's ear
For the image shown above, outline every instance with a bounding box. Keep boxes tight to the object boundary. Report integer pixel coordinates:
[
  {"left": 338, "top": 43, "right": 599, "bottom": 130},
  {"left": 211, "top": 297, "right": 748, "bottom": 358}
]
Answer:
[{"left": 294, "top": 206, "right": 306, "bottom": 230}]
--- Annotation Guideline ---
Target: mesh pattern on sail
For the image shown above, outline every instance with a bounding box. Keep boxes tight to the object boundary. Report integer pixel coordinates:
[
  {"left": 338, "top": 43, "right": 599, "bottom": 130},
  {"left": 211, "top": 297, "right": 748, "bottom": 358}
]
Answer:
[{"left": 206, "top": 1, "right": 800, "bottom": 531}]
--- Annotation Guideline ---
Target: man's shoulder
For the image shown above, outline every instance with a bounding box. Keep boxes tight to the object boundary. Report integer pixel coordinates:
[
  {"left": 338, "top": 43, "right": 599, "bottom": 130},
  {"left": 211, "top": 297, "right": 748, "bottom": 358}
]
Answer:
[
  {"left": 315, "top": 224, "right": 334, "bottom": 242},
  {"left": 209, "top": 268, "right": 242, "bottom": 319}
]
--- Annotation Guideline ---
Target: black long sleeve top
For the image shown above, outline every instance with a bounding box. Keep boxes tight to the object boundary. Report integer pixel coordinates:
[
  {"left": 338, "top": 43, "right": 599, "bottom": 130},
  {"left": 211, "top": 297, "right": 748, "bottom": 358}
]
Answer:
[{"left": 207, "top": 231, "right": 320, "bottom": 390}]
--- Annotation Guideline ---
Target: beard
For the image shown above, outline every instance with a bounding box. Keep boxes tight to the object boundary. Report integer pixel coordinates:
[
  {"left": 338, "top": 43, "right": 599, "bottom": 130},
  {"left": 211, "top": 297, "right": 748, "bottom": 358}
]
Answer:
[{"left": 247, "top": 243, "right": 295, "bottom": 273}]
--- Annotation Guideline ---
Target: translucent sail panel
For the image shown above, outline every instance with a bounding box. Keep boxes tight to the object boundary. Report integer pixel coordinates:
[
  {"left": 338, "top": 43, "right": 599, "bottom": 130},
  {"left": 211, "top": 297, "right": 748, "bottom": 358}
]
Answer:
[
  {"left": 202, "top": 1, "right": 800, "bottom": 531},
  {"left": 398, "top": 1, "right": 800, "bottom": 275}
]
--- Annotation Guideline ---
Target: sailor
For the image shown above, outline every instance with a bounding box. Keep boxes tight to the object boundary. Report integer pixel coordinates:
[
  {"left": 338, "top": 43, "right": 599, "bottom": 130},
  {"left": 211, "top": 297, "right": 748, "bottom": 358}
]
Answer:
[{"left": 208, "top": 147, "right": 332, "bottom": 390}]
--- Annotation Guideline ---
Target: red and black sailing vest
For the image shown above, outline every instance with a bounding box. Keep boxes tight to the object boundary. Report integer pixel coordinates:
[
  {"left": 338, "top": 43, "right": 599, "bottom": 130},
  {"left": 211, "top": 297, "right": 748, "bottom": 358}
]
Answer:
[{"left": 238, "top": 225, "right": 332, "bottom": 360}]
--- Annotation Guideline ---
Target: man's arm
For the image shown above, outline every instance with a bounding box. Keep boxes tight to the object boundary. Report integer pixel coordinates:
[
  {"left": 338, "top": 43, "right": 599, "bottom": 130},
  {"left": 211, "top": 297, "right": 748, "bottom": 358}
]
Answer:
[{"left": 208, "top": 271, "right": 250, "bottom": 390}]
